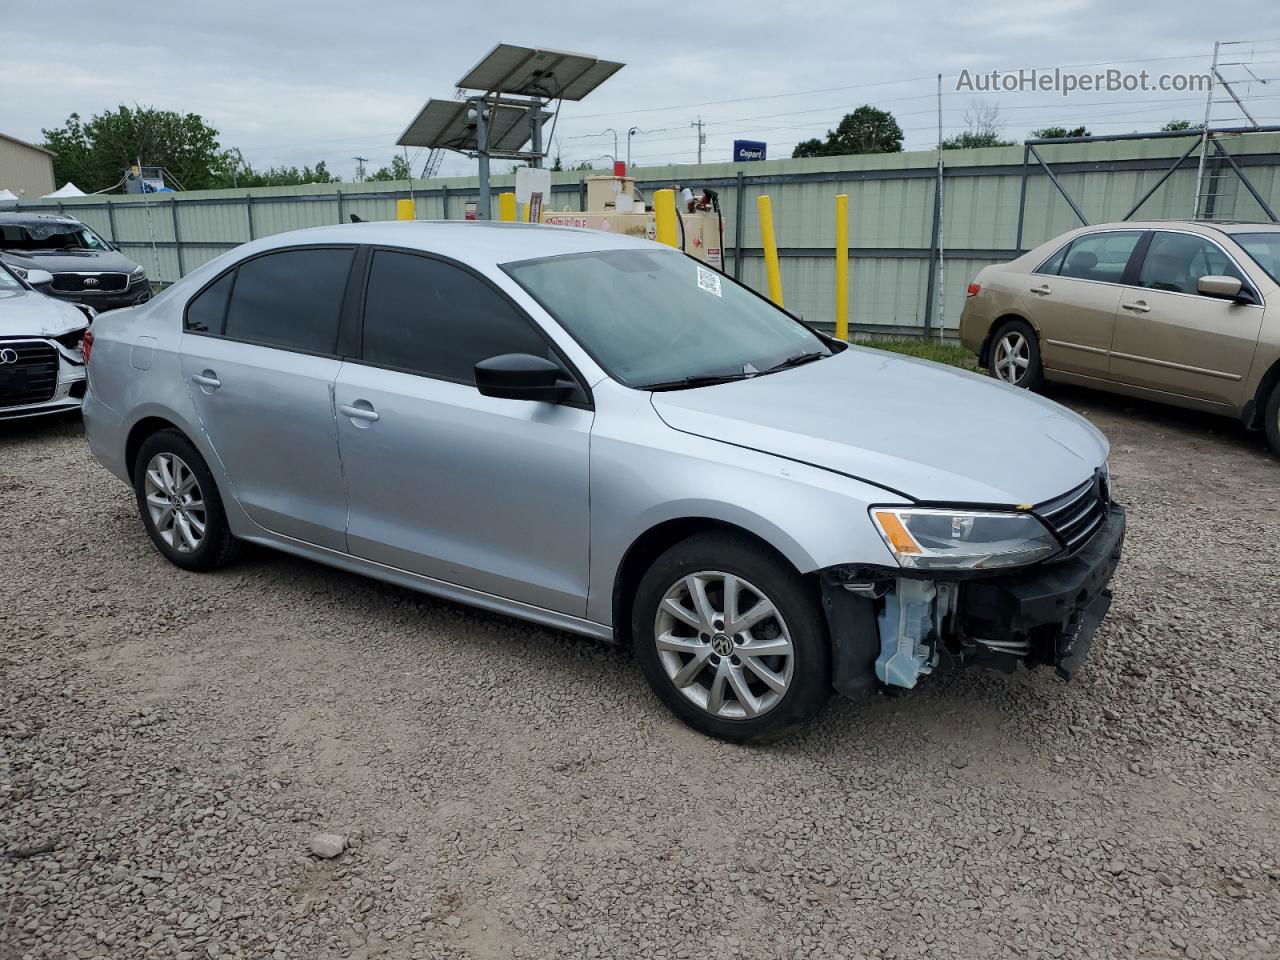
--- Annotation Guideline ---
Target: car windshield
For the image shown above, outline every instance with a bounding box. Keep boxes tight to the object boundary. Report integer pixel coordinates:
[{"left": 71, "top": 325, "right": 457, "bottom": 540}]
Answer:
[
  {"left": 503, "top": 249, "right": 829, "bottom": 389},
  {"left": 0, "top": 221, "right": 109, "bottom": 253},
  {"left": 1234, "top": 232, "right": 1280, "bottom": 286}
]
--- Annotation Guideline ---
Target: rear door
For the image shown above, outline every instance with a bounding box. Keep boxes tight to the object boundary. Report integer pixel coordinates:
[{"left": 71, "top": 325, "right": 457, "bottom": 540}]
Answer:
[
  {"left": 179, "top": 246, "right": 356, "bottom": 550},
  {"left": 333, "top": 248, "right": 593, "bottom": 616},
  {"left": 1110, "top": 230, "right": 1265, "bottom": 407},
  {"left": 1023, "top": 230, "right": 1143, "bottom": 378}
]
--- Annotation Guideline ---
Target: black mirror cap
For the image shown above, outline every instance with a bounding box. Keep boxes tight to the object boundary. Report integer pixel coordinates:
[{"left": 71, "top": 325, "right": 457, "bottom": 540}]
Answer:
[{"left": 474, "top": 353, "right": 573, "bottom": 403}]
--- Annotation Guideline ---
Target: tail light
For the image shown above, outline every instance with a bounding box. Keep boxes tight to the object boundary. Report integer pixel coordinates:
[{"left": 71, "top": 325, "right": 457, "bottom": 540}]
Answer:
[
  {"left": 81, "top": 329, "right": 94, "bottom": 366},
  {"left": 966, "top": 282, "right": 981, "bottom": 298}
]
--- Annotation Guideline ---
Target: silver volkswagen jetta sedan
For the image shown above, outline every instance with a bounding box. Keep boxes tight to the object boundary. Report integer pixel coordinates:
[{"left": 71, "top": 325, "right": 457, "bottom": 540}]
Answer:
[{"left": 82, "top": 221, "right": 1124, "bottom": 742}]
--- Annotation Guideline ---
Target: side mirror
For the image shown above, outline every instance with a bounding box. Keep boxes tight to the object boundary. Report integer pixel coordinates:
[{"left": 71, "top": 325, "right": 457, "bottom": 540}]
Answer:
[
  {"left": 474, "top": 353, "right": 572, "bottom": 403},
  {"left": 25, "top": 269, "right": 54, "bottom": 288},
  {"left": 1198, "top": 275, "right": 1247, "bottom": 302}
]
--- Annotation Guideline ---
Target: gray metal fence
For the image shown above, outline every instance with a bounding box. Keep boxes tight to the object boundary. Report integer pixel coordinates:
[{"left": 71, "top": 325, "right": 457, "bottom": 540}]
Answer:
[{"left": 22, "top": 133, "right": 1280, "bottom": 336}]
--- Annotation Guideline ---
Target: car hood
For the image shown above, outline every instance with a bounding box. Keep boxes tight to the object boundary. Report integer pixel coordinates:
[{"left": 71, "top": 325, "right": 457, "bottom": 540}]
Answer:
[
  {"left": 650, "top": 345, "right": 1109, "bottom": 505},
  {"left": 0, "top": 249, "right": 140, "bottom": 274},
  {"left": 0, "top": 286, "right": 89, "bottom": 337}
]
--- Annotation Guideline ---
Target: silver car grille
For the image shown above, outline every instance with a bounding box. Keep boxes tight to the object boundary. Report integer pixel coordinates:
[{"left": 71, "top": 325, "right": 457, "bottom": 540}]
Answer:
[{"left": 1035, "top": 472, "right": 1111, "bottom": 556}]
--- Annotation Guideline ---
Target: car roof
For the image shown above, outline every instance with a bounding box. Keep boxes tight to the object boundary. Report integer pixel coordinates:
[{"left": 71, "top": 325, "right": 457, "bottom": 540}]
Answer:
[
  {"left": 244, "top": 219, "right": 659, "bottom": 266},
  {"left": 0, "top": 211, "right": 82, "bottom": 225},
  {"left": 1077, "top": 219, "right": 1278, "bottom": 236}
]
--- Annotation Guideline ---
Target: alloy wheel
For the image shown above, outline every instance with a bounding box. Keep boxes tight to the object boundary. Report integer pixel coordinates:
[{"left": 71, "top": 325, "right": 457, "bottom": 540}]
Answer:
[
  {"left": 993, "top": 331, "right": 1031, "bottom": 385},
  {"left": 653, "top": 571, "right": 794, "bottom": 720},
  {"left": 143, "top": 453, "right": 207, "bottom": 554}
]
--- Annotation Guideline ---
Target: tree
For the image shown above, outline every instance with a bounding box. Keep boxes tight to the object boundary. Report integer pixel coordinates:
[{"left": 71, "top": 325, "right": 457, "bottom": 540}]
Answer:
[
  {"left": 791, "top": 105, "right": 904, "bottom": 158},
  {"left": 42, "top": 105, "right": 340, "bottom": 192},
  {"left": 941, "top": 100, "right": 1015, "bottom": 150},
  {"left": 1031, "top": 125, "right": 1091, "bottom": 140},
  {"left": 223, "top": 160, "right": 340, "bottom": 188},
  {"left": 1161, "top": 119, "right": 1199, "bottom": 132},
  {"left": 43, "top": 106, "right": 228, "bottom": 192},
  {"left": 367, "top": 154, "right": 412, "bottom": 181}
]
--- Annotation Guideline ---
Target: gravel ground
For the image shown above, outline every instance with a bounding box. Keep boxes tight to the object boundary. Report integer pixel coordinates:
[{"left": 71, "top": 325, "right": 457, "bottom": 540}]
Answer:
[{"left": 2, "top": 385, "right": 1279, "bottom": 960}]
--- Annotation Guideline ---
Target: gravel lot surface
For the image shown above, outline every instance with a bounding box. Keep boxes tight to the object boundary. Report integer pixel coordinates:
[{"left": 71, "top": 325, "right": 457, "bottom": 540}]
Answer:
[{"left": 2, "top": 385, "right": 1279, "bottom": 960}]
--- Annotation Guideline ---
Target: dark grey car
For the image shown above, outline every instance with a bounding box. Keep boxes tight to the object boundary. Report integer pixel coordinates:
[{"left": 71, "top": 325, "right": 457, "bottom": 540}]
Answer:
[{"left": 0, "top": 212, "right": 152, "bottom": 311}]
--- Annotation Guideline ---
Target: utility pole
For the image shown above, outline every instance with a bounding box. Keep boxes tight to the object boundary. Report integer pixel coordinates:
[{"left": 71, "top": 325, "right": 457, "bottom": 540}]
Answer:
[
  {"left": 352, "top": 156, "right": 368, "bottom": 182},
  {"left": 691, "top": 117, "right": 706, "bottom": 165}
]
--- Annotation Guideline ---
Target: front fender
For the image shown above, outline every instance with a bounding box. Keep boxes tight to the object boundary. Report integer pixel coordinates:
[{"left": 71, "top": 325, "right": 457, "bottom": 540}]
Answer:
[{"left": 586, "top": 394, "right": 904, "bottom": 626}]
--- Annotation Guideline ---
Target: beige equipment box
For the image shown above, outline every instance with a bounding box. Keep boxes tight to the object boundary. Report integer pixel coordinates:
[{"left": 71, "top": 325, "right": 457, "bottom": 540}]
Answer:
[{"left": 543, "top": 176, "right": 723, "bottom": 268}]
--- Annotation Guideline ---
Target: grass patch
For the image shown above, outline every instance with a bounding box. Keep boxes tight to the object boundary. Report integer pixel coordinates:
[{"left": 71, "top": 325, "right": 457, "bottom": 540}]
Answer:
[{"left": 854, "top": 337, "right": 978, "bottom": 371}]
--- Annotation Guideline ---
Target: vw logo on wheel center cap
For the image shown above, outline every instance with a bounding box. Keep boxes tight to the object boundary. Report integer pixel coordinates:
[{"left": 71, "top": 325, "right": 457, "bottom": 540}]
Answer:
[{"left": 710, "top": 633, "right": 734, "bottom": 656}]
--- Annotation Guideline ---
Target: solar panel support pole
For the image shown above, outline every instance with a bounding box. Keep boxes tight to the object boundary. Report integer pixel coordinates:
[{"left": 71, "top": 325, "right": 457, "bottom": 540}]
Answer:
[
  {"left": 473, "top": 97, "right": 492, "bottom": 220},
  {"left": 530, "top": 102, "right": 545, "bottom": 170}
]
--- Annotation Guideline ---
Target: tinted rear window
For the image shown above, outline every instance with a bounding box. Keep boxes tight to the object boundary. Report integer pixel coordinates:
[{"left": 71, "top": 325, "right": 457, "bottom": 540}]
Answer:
[
  {"left": 223, "top": 248, "right": 353, "bottom": 353},
  {"left": 185, "top": 271, "right": 233, "bottom": 334}
]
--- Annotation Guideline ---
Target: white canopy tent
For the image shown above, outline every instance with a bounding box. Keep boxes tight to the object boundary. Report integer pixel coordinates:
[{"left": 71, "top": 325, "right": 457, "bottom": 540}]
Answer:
[
  {"left": 41, "top": 182, "right": 85, "bottom": 198},
  {"left": 0, "top": 188, "right": 18, "bottom": 207}
]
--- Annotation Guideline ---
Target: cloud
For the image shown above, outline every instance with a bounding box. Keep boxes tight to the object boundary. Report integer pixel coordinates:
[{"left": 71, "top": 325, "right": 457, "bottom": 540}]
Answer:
[{"left": 0, "top": 0, "right": 1254, "bottom": 180}]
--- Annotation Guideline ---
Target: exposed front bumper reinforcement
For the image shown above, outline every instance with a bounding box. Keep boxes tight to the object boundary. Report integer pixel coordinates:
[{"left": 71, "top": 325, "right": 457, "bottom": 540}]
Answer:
[{"left": 821, "top": 504, "right": 1126, "bottom": 696}]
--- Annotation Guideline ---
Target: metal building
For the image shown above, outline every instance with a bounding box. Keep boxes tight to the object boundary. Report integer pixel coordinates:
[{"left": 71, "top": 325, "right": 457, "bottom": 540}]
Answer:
[{"left": 0, "top": 132, "right": 56, "bottom": 200}]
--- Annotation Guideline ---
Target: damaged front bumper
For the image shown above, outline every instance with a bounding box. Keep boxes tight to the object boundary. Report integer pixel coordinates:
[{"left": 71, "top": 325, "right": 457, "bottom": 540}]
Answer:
[{"left": 821, "top": 504, "right": 1126, "bottom": 698}]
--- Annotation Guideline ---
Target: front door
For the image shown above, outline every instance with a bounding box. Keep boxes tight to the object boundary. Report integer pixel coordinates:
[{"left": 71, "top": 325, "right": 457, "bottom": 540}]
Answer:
[
  {"left": 179, "top": 246, "right": 356, "bottom": 550},
  {"left": 334, "top": 249, "right": 593, "bottom": 616},
  {"left": 1024, "top": 230, "right": 1143, "bottom": 378},
  {"left": 1110, "top": 231, "right": 1264, "bottom": 407}
]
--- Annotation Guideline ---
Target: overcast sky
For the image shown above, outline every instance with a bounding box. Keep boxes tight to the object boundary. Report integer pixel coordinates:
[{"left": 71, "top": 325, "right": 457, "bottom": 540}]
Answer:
[{"left": 3, "top": 1, "right": 1275, "bottom": 184}]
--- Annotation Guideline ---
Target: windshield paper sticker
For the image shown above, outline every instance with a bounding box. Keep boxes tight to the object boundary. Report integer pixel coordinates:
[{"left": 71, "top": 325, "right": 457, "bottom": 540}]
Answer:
[{"left": 696, "top": 265, "right": 722, "bottom": 297}]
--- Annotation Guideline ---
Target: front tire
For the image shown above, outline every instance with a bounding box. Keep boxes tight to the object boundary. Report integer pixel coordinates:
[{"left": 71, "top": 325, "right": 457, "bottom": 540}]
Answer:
[
  {"left": 132, "top": 429, "right": 242, "bottom": 572},
  {"left": 988, "top": 319, "right": 1043, "bottom": 390},
  {"left": 632, "top": 532, "right": 831, "bottom": 743}
]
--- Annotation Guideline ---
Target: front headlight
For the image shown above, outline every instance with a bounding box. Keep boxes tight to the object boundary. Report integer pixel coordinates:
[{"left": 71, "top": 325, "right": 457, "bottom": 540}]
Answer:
[
  {"left": 871, "top": 506, "right": 1059, "bottom": 570},
  {"left": 129, "top": 265, "right": 146, "bottom": 283}
]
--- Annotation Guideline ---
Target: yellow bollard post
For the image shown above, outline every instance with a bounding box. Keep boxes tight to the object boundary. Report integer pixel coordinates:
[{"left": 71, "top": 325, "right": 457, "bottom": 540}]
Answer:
[
  {"left": 757, "top": 194, "right": 784, "bottom": 307},
  {"left": 395, "top": 198, "right": 416, "bottom": 220},
  {"left": 835, "top": 193, "right": 849, "bottom": 341},
  {"left": 497, "top": 193, "right": 517, "bottom": 222},
  {"left": 653, "top": 189, "right": 679, "bottom": 248}
]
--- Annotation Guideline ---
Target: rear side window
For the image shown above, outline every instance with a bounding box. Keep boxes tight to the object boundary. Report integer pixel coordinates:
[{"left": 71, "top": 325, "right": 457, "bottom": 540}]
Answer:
[
  {"left": 1057, "top": 232, "right": 1142, "bottom": 283},
  {"left": 223, "top": 247, "right": 354, "bottom": 353},
  {"left": 184, "top": 271, "right": 233, "bottom": 333},
  {"left": 361, "top": 250, "right": 549, "bottom": 382},
  {"left": 1034, "top": 243, "right": 1069, "bottom": 276}
]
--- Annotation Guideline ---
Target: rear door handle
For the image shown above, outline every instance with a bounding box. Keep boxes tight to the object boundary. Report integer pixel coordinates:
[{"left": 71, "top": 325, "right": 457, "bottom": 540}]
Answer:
[
  {"left": 191, "top": 371, "right": 221, "bottom": 389},
  {"left": 1029, "top": 284, "right": 1052, "bottom": 295},
  {"left": 338, "top": 401, "right": 379, "bottom": 422},
  {"left": 1121, "top": 300, "right": 1151, "bottom": 313}
]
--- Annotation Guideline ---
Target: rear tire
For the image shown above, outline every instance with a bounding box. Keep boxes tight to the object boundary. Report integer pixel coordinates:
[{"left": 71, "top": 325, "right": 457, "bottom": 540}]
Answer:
[
  {"left": 988, "top": 319, "right": 1043, "bottom": 390},
  {"left": 632, "top": 531, "right": 831, "bottom": 743},
  {"left": 1265, "top": 384, "right": 1280, "bottom": 456},
  {"left": 132, "top": 429, "right": 242, "bottom": 572}
]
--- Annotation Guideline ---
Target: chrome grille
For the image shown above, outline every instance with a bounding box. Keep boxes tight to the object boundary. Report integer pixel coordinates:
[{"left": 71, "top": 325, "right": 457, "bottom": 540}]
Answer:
[
  {"left": 1035, "top": 473, "right": 1110, "bottom": 555},
  {"left": 0, "top": 340, "right": 59, "bottom": 407},
  {"left": 51, "top": 272, "right": 128, "bottom": 293}
]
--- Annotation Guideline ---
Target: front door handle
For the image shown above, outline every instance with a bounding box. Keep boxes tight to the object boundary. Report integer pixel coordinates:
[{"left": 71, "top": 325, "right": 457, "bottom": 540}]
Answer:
[
  {"left": 1029, "top": 284, "right": 1052, "bottom": 295},
  {"left": 1121, "top": 300, "right": 1151, "bottom": 313},
  {"left": 338, "top": 400, "right": 379, "bottom": 422},
  {"left": 192, "top": 370, "right": 221, "bottom": 390}
]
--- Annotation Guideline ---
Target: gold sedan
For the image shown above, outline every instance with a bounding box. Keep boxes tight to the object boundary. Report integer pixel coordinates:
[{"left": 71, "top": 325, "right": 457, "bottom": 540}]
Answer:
[{"left": 960, "top": 220, "right": 1280, "bottom": 453}]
